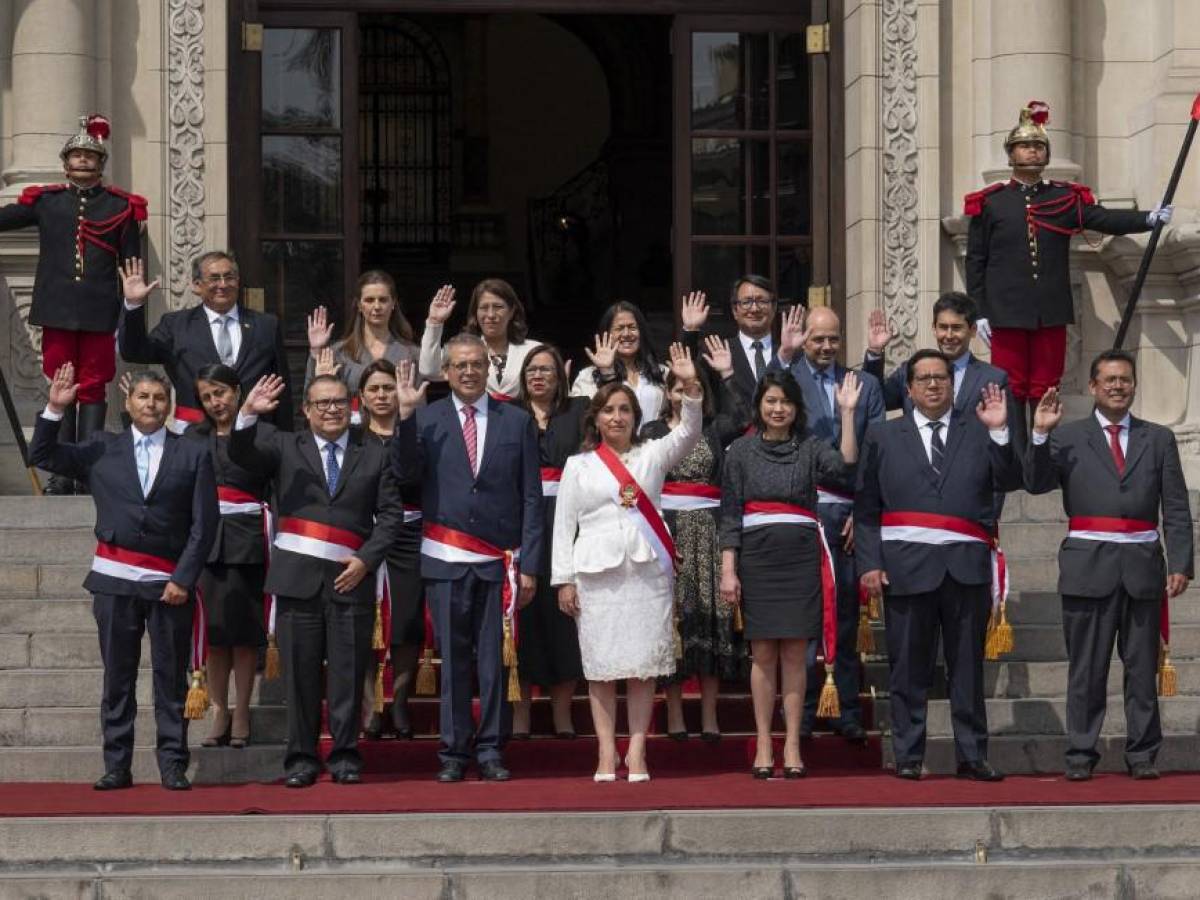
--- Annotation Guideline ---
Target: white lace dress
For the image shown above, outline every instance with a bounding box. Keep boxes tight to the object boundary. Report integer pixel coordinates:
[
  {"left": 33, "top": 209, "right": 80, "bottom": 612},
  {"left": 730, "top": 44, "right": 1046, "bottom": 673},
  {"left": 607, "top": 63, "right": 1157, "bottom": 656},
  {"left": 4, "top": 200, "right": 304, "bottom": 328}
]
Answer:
[{"left": 551, "top": 396, "right": 702, "bottom": 681}]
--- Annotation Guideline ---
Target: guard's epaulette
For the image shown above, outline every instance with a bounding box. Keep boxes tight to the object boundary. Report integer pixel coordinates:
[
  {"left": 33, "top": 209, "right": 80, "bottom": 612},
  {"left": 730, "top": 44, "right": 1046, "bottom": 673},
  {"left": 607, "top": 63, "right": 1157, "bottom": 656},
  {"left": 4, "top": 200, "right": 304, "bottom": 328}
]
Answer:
[
  {"left": 962, "top": 181, "right": 1006, "bottom": 217},
  {"left": 17, "top": 183, "right": 67, "bottom": 207},
  {"left": 1049, "top": 180, "right": 1096, "bottom": 206},
  {"left": 104, "top": 185, "right": 149, "bottom": 222}
]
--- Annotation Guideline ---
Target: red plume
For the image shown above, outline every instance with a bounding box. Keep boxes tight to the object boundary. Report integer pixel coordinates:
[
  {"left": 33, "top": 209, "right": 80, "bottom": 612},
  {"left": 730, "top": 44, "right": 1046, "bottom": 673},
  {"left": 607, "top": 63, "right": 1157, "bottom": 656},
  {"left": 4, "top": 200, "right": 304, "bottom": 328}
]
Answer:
[
  {"left": 85, "top": 115, "right": 111, "bottom": 142},
  {"left": 1027, "top": 101, "right": 1050, "bottom": 126}
]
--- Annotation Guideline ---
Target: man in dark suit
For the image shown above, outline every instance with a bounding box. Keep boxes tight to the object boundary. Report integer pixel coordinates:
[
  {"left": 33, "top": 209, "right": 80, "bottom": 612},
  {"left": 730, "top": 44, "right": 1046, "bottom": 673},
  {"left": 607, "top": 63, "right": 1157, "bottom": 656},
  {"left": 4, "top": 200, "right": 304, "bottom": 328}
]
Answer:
[
  {"left": 30, "top": 365, "right": 217, "bottom": 791},
  {"left": 769, "top": 304, "right": 884, "bottom": 741},
  {"left": 722, "top": 275, "right": 778, "bottom": 406},
  {"left": 392, "top": 334, "right": 543, "bottom": 782},
  {"left": 856, "top": 350, "right": 1023, "bottom": 781},
  {"left": 1025, "top": 351, "right": 1193, "bottom": 780},
  {"left": 230, "top": 372, "right": 403, "bottom": 787},
  {"left": 118, "top": 251, "right": 294, "bottom": 430}
]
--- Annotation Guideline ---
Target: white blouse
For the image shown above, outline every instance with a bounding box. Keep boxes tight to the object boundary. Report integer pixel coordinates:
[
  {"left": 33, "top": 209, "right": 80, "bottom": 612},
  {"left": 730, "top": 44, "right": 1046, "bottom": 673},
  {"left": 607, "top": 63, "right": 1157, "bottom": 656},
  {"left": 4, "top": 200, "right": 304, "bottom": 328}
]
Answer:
[
  {"left": 418, "top": 321, "right": 542, "bottom": 399},
  {"left": 570, "top": 364, "right": 669, "bottom": 423},
  {"left": 551, "top": 395, "right": 702, "bottom": 586}
]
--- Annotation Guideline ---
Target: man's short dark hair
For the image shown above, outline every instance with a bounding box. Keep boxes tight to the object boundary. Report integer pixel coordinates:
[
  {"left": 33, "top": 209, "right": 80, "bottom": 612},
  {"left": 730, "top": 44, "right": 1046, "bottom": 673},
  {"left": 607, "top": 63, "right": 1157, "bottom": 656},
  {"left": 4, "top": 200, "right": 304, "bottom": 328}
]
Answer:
[
  {"left": 729, "top": 274, "right": 776, "bottom": 305},
  {"left": 932, "top": 291, "right": 979, "bottom": 326},
  {"left": 905, "top": 349, "right": 953, "bottom": 386},
  {"left": 1089, "top": 349, "right": 1137, "bottom": 383},
  {"left": 126, "top": 369, "right": 171, "bottom": 395},
  {"left": 305, "top": 374, "right": 349, "bottom": 403},
  {"left": 191, "top": 251, "right": 238, "bottom": 282}
]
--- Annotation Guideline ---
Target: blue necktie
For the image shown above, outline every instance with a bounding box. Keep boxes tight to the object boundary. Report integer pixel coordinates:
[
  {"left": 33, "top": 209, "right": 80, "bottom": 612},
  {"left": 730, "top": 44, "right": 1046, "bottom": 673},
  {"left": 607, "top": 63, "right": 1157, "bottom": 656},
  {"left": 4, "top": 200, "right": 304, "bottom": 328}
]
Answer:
[
  {"left": 815, "top": 370, "right": 834, "bottom": 417},
  {"left": 136, "top": 436, "right": 151, "bottom": 494},
  {"left": 325, "top": 442, "right": 340, "bottom": 496}
]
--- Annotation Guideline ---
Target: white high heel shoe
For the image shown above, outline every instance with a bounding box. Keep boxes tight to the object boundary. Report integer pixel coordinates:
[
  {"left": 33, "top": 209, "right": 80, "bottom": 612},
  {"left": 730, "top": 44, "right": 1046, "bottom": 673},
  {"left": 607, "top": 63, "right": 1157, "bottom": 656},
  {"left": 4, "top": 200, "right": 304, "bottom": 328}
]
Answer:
[
  {"left": 624, "top": 756, "right": 651, "bottom": 783},
  {"left": 593, "top": 772, "right": 617, "bottom": 783}
]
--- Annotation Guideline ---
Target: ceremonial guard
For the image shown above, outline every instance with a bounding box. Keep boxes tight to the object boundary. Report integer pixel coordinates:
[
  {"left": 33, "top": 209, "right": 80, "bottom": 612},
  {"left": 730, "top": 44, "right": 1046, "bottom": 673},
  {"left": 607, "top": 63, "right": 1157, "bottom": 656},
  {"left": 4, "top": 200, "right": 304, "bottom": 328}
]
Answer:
[
  {"left": 0, "top": 115, "right": 146, "bottom": 492},
  {"left": 964, "top": 101, "right": 1169, "bottom": 443}
]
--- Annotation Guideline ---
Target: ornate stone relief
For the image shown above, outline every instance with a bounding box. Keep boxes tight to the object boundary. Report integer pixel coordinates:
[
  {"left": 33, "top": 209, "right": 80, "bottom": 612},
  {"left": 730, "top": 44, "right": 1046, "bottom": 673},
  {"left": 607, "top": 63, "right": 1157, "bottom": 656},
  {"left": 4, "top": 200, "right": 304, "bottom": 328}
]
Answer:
[
  {"left": 166, "top": 0, "right": 206, "bottom": 309},
  {"left": 880, "top": 0, "right": 919, "bottom": 364}
]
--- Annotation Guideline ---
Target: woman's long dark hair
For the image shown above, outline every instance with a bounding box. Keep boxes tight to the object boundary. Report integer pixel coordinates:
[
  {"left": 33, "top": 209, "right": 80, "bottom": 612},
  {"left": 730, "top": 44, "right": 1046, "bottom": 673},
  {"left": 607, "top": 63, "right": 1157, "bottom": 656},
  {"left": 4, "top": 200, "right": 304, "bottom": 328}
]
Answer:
[
  {"left": 464, "top": 277, "right": 530, "bottom": 344},
  {"left": 594, "top": 300, "right": 665, "bottom": 387},
  {"left": 340, "top": 269, "right": 416, "bottom": 361},
  {"left": 751, "top": 369, "right": 807, "bottom": 439},
  {"left": 517, "top": 344, "right": 570, "bottom": 416},
  {"left": 580, "top": 382, "right": 645, "bottom": 451},
  {"left": 192, "top": 363, "right": 242, "bottom": 433}
]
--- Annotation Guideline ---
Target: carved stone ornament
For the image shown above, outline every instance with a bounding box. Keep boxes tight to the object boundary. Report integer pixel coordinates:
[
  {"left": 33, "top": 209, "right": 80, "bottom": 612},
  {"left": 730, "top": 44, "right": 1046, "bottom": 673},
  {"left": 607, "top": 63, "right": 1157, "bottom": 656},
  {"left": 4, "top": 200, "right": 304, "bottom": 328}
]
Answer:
[
  {"left": 880, "top": 0, "right": 919, "bottom": 364},
  {"left": 166, "top": 0, "right": 206, "bottom": 309}
]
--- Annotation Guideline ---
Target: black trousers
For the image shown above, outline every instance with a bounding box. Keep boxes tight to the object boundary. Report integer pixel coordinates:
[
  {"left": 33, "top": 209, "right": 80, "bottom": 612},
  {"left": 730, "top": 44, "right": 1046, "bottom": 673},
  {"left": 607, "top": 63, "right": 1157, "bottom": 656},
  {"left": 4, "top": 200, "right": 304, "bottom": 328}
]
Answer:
[
  {"left": 884, "top": 576, "right": 990, "bottom": 766},
  {"left": 277, "top": 593, "right": 373, "bottom": 777},
  {"left": 92, "top": 592, "right": 193, "bottom": 775},
  {"left": 1062, "top": 588, "right": 1161, "bottom": 768},
  {"left": 803, "top": 501, "right": 861, "bottom": 727},
  {"left": 427, "top": 569, "right": 510, "bottom": 766}
]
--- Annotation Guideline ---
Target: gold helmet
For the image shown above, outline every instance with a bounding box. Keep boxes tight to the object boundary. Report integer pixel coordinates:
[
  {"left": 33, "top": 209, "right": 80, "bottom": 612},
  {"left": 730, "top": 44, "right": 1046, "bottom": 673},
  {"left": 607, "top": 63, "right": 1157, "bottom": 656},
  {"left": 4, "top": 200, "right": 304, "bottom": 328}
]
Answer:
[
  {"left": 60, "top": 114, "right": 110, "bottom": 165},
  {"left": 1004, "top": 101, "right": 1050, "bottom": 159}
]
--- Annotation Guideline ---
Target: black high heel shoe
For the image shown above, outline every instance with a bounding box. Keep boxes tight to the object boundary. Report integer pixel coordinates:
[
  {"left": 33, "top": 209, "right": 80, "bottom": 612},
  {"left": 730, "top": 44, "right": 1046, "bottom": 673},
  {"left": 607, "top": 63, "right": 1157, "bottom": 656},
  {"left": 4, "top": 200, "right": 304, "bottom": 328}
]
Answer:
[
  {"left": 362, "top": 713, "right": 383, "bottom": 741},
  {"left": 783, "top": 765, "right": 807, "bottom": 779},
  {"left": 389, "top": 700, "right": 413, "bottom": 740},
  {"left": 752, "top": 765, "right": 773, "bottom": 780},
  {"left": 230, "top": 727, "right": 251, "bottom": 750}
]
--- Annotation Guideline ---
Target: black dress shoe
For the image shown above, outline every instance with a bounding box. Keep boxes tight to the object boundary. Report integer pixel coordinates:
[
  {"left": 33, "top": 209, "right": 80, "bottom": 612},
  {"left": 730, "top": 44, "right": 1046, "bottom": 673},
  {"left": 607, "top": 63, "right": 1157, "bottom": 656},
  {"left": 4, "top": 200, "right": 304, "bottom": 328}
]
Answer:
[
  {"left": 160, "top": 768, "right": 191, "bottom": 791},
  {"left": 839, "top": 722, "right": 868, "bottom": 744},
  {"left": 895, "top": 763, "right": 922, "bottom": 780},
  {"left": 700, "top": 731, "right": 722, "bottom": 744},
  {"left": 436, "top": 761, "right": 467, "bottom": 783},
  {"left": 284, "top": 770, "right": 318, "bottom": 789},
  {"left": 783, "top": 765, "right": 807, "bottom": 779},
  {"left": 1065, "top": 762, "right": 1093, "bottom": 782},
  {"left": 752, "top": 766, "right": 773, "bottom": 780},
  {"left": 667, "top": 730, "right": 688, "bottom": 742},
  {"left": 478, "top": 760, "right": 511, "bottom": 782},
  {"left": 93, "top": 770, "right": 132, "bottom": 791},
  {"left": 956, "top": 759, "right": 1005, "bottom": 782},
  {"left": 1128, "top": 761, "right": 1160, "bottom": 781},
  {"left": 362, "top": 713, "right": 383, "bottom": 741},
  {"left": 332, "top": 770, "right": 362, "bottom": 785}
]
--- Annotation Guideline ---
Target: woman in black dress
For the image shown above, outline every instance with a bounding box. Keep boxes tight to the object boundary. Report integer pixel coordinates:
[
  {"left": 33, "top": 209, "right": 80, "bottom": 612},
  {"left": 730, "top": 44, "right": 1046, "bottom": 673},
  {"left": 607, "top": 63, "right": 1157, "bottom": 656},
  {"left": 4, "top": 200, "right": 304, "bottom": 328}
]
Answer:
[
  {"left": 189, "top": 364, "right": 271, "bottom": 748},
  {"left": 511, "top": 344, "right": 587, "bottom": 738},
  {"left": 719, "top": 369, "right": 861, "bottom": 778},
  {"left": 641, "top": 330, "right": 750, "bottom": 741}
]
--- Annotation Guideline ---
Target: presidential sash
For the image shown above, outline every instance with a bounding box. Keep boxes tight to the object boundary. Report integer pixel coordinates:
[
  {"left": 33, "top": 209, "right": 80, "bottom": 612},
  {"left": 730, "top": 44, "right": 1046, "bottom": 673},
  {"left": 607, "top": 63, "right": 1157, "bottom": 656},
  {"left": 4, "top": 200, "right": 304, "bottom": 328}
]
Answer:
[{"left": 593, "top": 442, "right": 677, "bottom": 583}]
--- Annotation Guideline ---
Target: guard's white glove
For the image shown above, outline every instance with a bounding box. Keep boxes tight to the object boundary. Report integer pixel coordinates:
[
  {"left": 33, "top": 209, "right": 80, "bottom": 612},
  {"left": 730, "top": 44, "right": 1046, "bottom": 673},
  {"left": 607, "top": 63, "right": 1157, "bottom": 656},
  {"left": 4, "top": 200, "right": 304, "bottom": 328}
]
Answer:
[
  {"left": 1147, "top": 204, "right": 1174, "bottom": 226},
  {"left": 976, "top": 317, "right": 992, "bottom": 348}
]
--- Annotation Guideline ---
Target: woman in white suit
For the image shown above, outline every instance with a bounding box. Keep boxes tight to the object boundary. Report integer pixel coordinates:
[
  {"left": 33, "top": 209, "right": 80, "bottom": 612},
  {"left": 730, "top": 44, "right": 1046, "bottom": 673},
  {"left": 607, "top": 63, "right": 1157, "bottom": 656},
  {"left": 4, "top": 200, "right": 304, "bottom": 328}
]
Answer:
[{"left": 553, "top": 343, "right": 702, "bottom": 782}]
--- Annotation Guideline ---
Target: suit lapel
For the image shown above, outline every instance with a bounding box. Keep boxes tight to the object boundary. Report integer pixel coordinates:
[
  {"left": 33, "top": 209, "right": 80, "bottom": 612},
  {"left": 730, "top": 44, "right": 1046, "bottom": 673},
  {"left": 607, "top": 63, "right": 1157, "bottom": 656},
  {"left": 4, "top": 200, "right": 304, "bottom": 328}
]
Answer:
[
  {"left": 119, "top": 429, "right": 141, "bottom": 496},
  {"left": 731, "top": 341, "right": 755, "bottom": 398},
  {"left": 144, "top": 433, "right": 178, "bottom": 501},
  {"left": 298, "top": 431, "right": 326, "bottom": 488},
  {"left": 936, "top": 413, "right": 967, "bottom": 488},
  {"left": 233, "top": 307, "right": 255, "bottom": 367},
  {"left": 954, "top": 358, "right": 980, "bottom": 414},
  {"left": 1122, "top": 417, "right": 1149, "bottom": 480},
  {"left": 441, "top": 400, "right": 475, "bottom": 478},
  {"left": 900, "top": 415, "right": 940, "bottom": 490},
  {"left": 332, "top": 432, "right": 360, "bottom": 499},
  {"left": 188, "top": 305, "right": 221, "bottom": 362},
  {"left": 475, "top": 398, "right": 499, "bottom": 480},
  {"left": 1086, "top": 416, "right": 1123, "bottom": 481}
]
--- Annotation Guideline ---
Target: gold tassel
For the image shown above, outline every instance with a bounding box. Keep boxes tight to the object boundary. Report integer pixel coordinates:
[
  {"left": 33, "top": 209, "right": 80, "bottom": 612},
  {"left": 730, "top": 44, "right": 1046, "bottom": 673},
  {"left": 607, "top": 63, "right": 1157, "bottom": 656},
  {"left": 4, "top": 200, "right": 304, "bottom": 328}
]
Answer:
[
  {"left": 184, "top": 668, "right": 209, "bottom": 720},
  {"left": 868, "top": 593, "right": 882, "bottom": 622},
  {"left": 1159, "top": 643, "right": 1178, "bottom": 697},
  {"left": 984, "top": 609, "right": 999, "bottom": 661},
  {"left": 372, "top": 600, "right": 385, "bottom": 651},
  {"left": 415, "top": 648, "right": 437, "bottom": 696},
  {"left": 507, "top": 662, "right": 522, "bottom": 702},
  {"left": 373, "top": 663, "right": 385, "bottom": 714},
  {"left": 816, "top": 666, "right": 840, "bottom": 719},
  {"left": 502, "top": 616, "right": 517, "bottom": 668},
  {"left": 856, "top": 609, "right": 874, "bottom": 654},
  {"left": 732, "top": 603, "right": 744, "bottom": 633},
  {"left": 263, "top": 634, "right": 281, "bottom": 681},
  {"left": 993, "top": 603, "right": 1014, "bottom": 656}
]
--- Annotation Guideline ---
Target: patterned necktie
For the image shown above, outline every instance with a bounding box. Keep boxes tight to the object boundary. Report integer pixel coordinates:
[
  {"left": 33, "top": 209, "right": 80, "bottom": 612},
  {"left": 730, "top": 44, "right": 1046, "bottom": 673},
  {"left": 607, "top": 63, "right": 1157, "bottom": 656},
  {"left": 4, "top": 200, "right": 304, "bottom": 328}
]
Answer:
[
  {"left": 751, "top": 340, "right": 766, "bottom": 381},
  {"left": 216, "top": 315, "right": 234, "bottom": 365},
  {"left": 462, "top": 404, "right": 478, "bottom": 475},
  {"left": 928, "top": 420, "right": 945, "bottom": 475},
  {"left": 136, "top": 436, "right": 151, "bottom": 494},
  {"left": 1106, "top": 423, "right": 1125, "bottom": 475},
  {"left": 814, "top": 369, "right": 834, "bottom": 417},
  {"left": 324, "top": 441, "right": 340, "bottom": 496}
]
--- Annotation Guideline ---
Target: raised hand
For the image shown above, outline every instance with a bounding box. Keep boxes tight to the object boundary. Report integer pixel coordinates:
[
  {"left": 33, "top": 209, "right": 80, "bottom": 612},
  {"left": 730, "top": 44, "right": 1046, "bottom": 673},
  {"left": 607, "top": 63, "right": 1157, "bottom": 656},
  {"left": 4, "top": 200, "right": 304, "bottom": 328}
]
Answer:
[
  {"left": 395, "top": 359, "right": 429, "bottom": 418},
  {"left": 1031, "top": 386, "right": 1063, "bottom": 435},
  {"left": 307, "top": 305, "right": 334, "bottom": 352},
  {"left": 680, "top": 290, "right": 709, "bottom": 331},
  {"left": 701, "top": 334, "right": 734, "bottom": 379},
  {"left": 777, "top": 304, "right": 808, "bottom": 364},
  {"left": 975, "top": 382, "right": 1008, "bottom": 430},
  {"left": 835, "top": 370, "right": 862, "bottom": 413},
  {"left": 585, "top": 332, "right": 617, "bottom": 373},
  {"left": 117, "top": 372, "right": 133, "bottom": 398},
  {"left": 120, "top": 258, "right": 160, "bottom": 307},
  {"left": 668, "top": 341, "right": 697, "bottom": 382},
  {"left": 866, "top": 309, "right": 894, "bottom": 355},
  {"left": 47, "top": 363, "right": 79, "bottom": 414},
  {"left": 426, "top": 284, "right": 456, "bottom": 325},
  {"left": 314, "top": 346, "right": 341, "bottom": 378},
  {"left": 242, "top": 374, "right": 286, "bottom": 417}
]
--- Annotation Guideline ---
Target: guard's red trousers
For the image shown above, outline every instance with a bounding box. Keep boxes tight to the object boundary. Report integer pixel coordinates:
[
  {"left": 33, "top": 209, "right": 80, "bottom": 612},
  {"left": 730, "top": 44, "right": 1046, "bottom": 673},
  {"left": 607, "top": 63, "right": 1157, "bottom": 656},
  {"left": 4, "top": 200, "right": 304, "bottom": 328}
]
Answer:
[
  {"left": 41, "top": 327, "right": 116, "bottom": 404},
  {"left": 990, "top": 325, "right": 1066, "bottom": 402}
]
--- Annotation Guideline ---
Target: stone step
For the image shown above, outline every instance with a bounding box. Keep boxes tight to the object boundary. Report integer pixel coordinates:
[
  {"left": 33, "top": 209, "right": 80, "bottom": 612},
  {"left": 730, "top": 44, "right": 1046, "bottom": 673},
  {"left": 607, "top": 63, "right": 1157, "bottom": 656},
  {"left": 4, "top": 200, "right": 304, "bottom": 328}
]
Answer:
[
  {"left": 892, "top": 733, "right": 1200, "bottom": 775},
  {"left": 1005, "top": 588, "right": 1200, "bottom": 624},
  {"left": 0, "top": 527, "right": 95, "bottom": 562},
  {"left": 0, "top": 563, "right": 89, "bottom": 599},
  {"left": 0, "top": 668, "right": 292, "bottom": 708},
  {"left": 862, "top": 659, "right": 1200, "bottom": 698}
]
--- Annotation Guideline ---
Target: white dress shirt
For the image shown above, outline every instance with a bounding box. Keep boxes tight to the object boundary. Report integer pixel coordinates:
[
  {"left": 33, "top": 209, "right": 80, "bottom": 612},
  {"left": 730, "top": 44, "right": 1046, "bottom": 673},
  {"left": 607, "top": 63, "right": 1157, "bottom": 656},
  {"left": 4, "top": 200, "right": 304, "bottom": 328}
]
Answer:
[
  {"left": 452, "top": 392, "right": 489, "bottom": 476},
  {"left": 312, "top": 430, "right": 349, "bottom": 483},
  {"left": 204, "top": 304, "right": 242, "bottom": 363},
  {"left": 804, "top": 357, "right": 838, "bottom": 414},
  {"left": 1031, "top": 409, "right": 1129, "bottom": 450},
  {"left": 130, "top": 424, "right": 167, "bottom": 495},
  {"left": 569, "top": 365, "right": 669, "bottom": 423},
  {"left": 738, "top": 332, "right": 773, "bottom": 377},
  {"left": 913, "top": 406, "right": 1009, "bottom": 460},
  {"left": 951, "top": 352, "right": 969, "bottom": 399}
]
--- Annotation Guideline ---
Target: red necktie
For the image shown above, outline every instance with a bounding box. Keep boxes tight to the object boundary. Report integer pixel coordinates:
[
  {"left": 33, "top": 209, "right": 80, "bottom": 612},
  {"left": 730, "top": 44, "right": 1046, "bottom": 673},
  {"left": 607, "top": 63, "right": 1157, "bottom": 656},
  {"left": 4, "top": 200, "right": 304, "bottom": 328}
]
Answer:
[
  {"left": 462, "top": 404, "right": 478, "bottom": 475},
  {"left": 1105, "top": 423, "right": 1125, "bottom": 475}
]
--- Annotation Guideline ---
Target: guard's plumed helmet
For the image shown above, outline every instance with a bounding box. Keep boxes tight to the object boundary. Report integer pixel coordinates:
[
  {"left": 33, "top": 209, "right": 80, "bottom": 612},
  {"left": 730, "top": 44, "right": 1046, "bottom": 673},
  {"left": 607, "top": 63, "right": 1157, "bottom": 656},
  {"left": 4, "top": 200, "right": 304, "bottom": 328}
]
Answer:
[
  {"left": 1004, "top": 100, "right": 1050, "bottom": 161},
  {"left": 60, "top": 115, "right": 110, "bottom": 165}
]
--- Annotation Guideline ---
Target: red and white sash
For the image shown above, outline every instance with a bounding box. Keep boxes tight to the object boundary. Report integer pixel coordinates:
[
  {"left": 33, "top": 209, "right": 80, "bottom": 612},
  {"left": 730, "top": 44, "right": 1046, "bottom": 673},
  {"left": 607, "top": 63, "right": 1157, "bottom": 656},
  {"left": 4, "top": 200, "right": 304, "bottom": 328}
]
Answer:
[
  {"left": 217, "top": 486, "right": 277, "bottom": 641},
  {"left": 540, "top": 466, "right": 562, "bottom": 498},
  {"left": 421, "top": 522, "right": 522, "bottom": 628},
  {"left": 403, "top": 505, "right": 423, "bottom": 524},
  {"left": 274, "top": 516, "right": 364, "bottom": 562},
  {"left": 489, "top": 390, "right": 514, "bottom": 403},
  {"left": 91, "top": 541, "right": 175, "bottom": 583},
  {"left": 168, "top": 404, "right": 204, "bottom": 435},
  {"left": 1067, "top": 516, "right": 1158, "bottom": 543},
  {"left": 816, "top": 484, "right": 854, "bottom": 507},
  {"left": 881, "top": 511, "right": 1008, "bottom": 612},
  {"left": 593, "top": 443, "right": 677, "bottom": 583},
  {"left": 661, "top": 481, "right": 721, "bottom": 511}
]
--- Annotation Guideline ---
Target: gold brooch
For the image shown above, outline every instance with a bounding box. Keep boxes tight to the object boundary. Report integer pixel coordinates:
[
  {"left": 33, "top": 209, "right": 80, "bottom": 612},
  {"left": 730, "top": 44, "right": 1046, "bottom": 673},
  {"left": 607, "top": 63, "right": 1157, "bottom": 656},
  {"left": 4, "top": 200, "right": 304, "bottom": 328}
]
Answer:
[{"left": 619, "top": 483, "right": 637, "bottom": 508}]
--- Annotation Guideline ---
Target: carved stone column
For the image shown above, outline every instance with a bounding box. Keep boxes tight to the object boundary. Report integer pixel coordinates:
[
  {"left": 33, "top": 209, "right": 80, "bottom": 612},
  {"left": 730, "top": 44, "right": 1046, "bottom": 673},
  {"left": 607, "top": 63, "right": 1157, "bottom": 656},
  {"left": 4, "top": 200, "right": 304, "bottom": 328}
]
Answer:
[{"left": 165, "top": 0, "right": 206, "bottom": 311}]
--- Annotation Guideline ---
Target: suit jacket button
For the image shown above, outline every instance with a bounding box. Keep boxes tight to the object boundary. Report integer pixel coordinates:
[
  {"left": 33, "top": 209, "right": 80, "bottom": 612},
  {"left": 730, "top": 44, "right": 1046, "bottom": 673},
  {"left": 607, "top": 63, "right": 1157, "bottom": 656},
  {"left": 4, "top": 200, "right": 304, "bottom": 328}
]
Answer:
[{"left": 471, "top": 487, "right": 478, "bottom": 494}]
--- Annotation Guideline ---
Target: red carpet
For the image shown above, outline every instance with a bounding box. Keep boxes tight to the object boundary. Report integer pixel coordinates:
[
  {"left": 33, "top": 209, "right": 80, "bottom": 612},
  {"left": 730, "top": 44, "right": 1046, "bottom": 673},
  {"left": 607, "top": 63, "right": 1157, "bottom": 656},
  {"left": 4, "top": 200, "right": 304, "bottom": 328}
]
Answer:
[{"left": 3, "top": 771, "right": 1200, "bottom": 817}]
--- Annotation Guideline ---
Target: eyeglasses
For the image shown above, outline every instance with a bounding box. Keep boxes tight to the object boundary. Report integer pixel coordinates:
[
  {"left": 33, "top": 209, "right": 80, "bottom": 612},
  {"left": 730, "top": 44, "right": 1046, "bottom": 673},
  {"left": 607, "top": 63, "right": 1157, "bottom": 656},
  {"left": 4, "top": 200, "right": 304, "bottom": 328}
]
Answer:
[
  {"left": 449, "top": 361, "right": 486, "bottom": 373},
  {"left": 1095, "top": 376, "right": 1134, "bottom": 387},
  {"left": 199, "top": 272, "right": 239, "bottom": 286},
  {"left": 525, "top": 366, "right": 556, "bottom": 377},
  {"left": 912, "top": 374, "right": 951, "bottom": 385},
  {"left": 734, "top": 298, "right": 775, "bottom": 310},
  {"left": 309, "top": 398, "right": 350, "bottom": 412}
]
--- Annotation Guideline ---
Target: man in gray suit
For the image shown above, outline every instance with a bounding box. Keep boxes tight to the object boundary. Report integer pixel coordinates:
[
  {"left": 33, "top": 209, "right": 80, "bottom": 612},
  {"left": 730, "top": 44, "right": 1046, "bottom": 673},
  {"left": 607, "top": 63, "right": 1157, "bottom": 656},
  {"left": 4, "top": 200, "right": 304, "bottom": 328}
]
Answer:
[
  {"left": 856, "top": 349, "right": 1023, "bottom": 780},
  {"left": 772, "top": 304, "right": 885, "bottom": 741},
  {"left": 1026, "top": 350, "right": 1193, "bottom": 781}
]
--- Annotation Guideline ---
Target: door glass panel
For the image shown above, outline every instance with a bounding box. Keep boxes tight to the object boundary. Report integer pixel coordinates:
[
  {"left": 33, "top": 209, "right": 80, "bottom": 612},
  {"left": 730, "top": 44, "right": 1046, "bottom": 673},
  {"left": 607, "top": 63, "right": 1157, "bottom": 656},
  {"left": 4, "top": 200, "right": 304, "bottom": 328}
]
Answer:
[
  {"left": 262, "top": 29, "right": 342, "bottom": 129},
  {"left": 262, "top": 240, "right": 345, "bottom": 342},
  {"left": 776, "top": 245, "right": 812, "bottom": 305},
  {"left": 262, "top": 136, "right": 343, "bottom": 234},
  {"left": 691, "top": 33, "right": 741, "bottom": 129},
  {"left": 746, "top": 33, "right": 771, "bottom": 131},
  {"left": 777, "top": 142, "right": 811, "bottom": 235},
  {"left": 775, "top": 33, "right": 809, "bottom": 130},
  {"left": 749, "top": 141, "right": 771, "bottom": 235},
  {"left": 692, "top": 244, "right": 770, "bottom": 304},
  {"left": 692, "top": 138, "right": 743, "bottom": 234}
]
